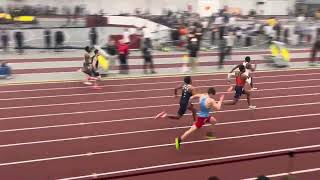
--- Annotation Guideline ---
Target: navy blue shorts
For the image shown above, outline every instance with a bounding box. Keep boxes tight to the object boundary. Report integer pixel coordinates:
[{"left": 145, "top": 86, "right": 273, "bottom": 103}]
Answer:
[
  {"left": 178, "top": 102, "right": 188, "bottom": 116},
  {"left": 234, "top": 86, "right": 245, "bottom": 99}
]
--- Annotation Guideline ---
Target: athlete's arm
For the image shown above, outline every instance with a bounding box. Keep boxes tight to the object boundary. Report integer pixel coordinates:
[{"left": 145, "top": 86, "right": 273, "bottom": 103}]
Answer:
[
  {"left": 240, "top": 73, "right": 248, "bottom": 80},
  {"left": 229, "top": 64, "right": 240, "bottom": 73},
  {"left": 189, "top": 94, "right": 202, "bottom": 105},
  {"left": 174, "top": 84, "right": 183, "bottom": 97},
  {"left": 189, "top": 85, "right": 197, "bottom": 95},
  {"left": 211, "top": 95, "right": 225, "bottom": 110}
]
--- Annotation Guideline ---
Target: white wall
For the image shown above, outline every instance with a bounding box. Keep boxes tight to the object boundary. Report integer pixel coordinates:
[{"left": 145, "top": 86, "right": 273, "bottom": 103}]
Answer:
[
  {"left": 0, "top": 0, "right": 198, "bottom": 15},
  {"left": 0, "top": 0, "right": 296, "bottom": 15}
]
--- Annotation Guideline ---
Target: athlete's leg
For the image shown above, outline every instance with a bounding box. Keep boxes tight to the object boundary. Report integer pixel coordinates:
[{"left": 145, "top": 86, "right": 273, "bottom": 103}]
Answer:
[
  {"left": 180, "top": 125, "right": 198, "bottom": 141},
  {"left": 187, "top": 103, "right": 197, "bottom": 121},
  {"left": 244, "top": 89, "right": 256, "bottom": 109},
  {"left": 206, "top": 116, "right": 217, "bottom": 138}
]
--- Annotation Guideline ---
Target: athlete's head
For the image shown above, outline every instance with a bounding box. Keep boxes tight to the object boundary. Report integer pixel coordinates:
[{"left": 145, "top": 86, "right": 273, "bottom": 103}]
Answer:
[
  {"left": 245, "top": 56, "right": 251, "bottom": 63},
  {"left": 239, "top": 64, "right": 246, "bottom": 73},
  {"left": 94, "top": 49, "right": 99, "bottom": 55},
  {"left": 208, "top": 87, "right": 216, "bottom": 97},
  {"left": 84, "top": 46, "right": 90, "bottom": 53},
  {"left": 184, "top": 76, "right": 192, "bottom": 84}
]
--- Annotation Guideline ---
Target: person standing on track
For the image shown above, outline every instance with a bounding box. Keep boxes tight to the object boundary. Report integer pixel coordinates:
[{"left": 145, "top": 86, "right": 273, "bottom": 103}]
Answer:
[
  {"left": 175, "top": 87, "right": 228, "bottom": 150},
  {"left": 155, "top": 76, "right": 197, "bottom": 121},
  {"left": 225, "top": 64, "right": 256, "bottom": 109},
  {"left": 81, "top": 46, "right": 94, "bottom": 85},
  {"left": 90, "top": 49, "right": 102, "bottom": 89},
  {"left": 229, "top": 56, "right": 257, "bottom": 90}
]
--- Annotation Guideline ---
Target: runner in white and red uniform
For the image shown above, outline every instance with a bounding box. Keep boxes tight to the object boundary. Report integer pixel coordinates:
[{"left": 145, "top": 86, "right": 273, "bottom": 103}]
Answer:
[
  {"left": 229, "top": 56, "right": 257, "bottom": 90},
  {"left": 225, "top": 64, "right": 256, "bottom": 109}
]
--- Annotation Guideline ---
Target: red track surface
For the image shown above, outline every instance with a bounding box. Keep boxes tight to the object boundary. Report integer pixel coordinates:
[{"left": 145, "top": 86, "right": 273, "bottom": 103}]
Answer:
[
  {"left": 11, "top": 57, "right": 312, "bottom": 75},
  {"left": 0, "top": 68, "right": 319, "bottom": 180}
]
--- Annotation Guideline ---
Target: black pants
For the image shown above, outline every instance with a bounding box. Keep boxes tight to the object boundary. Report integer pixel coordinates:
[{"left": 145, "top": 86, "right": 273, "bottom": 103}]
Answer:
[
  {"left": 311, "top": 41, "right": 320, "bottom": 63},
  {"left": 143, "top": 56, "right": 155, "bottom": 73},
  {"left": 119, "top": 54, "right": 129, "bottom": 74}
]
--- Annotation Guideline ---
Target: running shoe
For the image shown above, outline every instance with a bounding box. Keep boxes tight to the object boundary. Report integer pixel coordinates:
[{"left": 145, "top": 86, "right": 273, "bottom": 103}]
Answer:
[
  {"left": 83, "top": 81, "right": 92, "bottom": 85},
  {"left": 154, "top": 111, "right": 166, "bottom": 119},
  {"left": 251, "top": 87, "right": 258, "bottom": 90},
  {"left": 248, "top": 105, "right": 256, "bottom": 110},
  {"left": 205, "top": 132, "right": 216, "bottom": 139},
  {"left": 175, "top": 137, "right": 181, "bottom": 151},
  {"left": 92, "top": 85, "right": 102, "bottom": 90}
]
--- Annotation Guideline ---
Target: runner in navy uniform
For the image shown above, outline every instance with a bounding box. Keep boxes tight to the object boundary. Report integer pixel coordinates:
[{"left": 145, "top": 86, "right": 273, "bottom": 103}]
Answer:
[{"left": 155, "top": 76, "right": 197, "bottom": 121}]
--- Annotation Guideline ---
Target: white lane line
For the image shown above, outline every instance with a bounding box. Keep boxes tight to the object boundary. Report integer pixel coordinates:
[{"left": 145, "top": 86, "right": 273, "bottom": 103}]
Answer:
[
  {"left": 1, "top": 127, "right": 320, "bottom": 167},
  {"left": 1, "top": 92, "right": 320, "bottom": 133},
  {"left": 1, "top": 78, "right": 320, "bottom": 101},
  {"left": 1, "top": 72, "right": 320, "bottom": 94},
  {"left": 1, "top": 112, "right": 320, "bottom": 148},
  {"left": 1, "top": 96, "right": 320, "bottom": 122},
  {"left": 1, "top": 85, "right": 320, "bottom": 110},
  {"left": 55, "top": 143, "right": 320, "bottom": 180},
  {"left": 242, "top": 168, "right": 320, "bottom": 180},
  {"left": 1, "top": 67, "right": 318, "bottom": 88}
]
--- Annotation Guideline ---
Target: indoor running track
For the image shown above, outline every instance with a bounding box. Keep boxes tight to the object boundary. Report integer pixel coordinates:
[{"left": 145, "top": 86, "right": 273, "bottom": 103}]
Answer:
[{"left": 0, "top": 68, "right": 320, "bottom": 180}]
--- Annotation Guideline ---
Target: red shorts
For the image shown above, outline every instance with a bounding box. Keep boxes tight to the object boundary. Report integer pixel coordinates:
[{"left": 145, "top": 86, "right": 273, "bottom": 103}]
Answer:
[{"left": 194, "top": 116, "right": 211, "bottom": 128}]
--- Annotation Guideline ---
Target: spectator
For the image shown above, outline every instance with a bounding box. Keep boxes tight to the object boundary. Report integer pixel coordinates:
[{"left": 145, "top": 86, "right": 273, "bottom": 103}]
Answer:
[
  {"left": 284, "top": 28, "right": 289, "bottom": 44},
  {"left": 141, "top": 38, "right": 156, "bottom": 74},
  {"left": 89, "top": 27, "right": 98, "bottom": 46},
  {"left": 274, "top": 23, "right": 282, "bottom": 41},
  {"left": 14, "top": 31, "right": 24, "bottom": 54},
  {"left": 211, "top": 26, "right": 218, "bottom": 45},
  {"left": 225, "top": 31, "right": 235, "bottom": 60},
  {"left": 218, "top": 38, "right": 227, "bottom": 69},
  {"left": 105, "top": 37, "right": 118, "bottom": 72},
  {"left": 1, "top": 30, "right": 9, "bottom": 52},
  {"left": 310, "top": 36, "right": 320, "bottom": 66},
  {"left": 44, "top": 29, "right": 52, "bottom": 49},
  {"left": 117, "top": 39, "right": 129, "bottom": 74},
  {"left": 0, "top": 61, "right": 12, "bottom": 79},
  {"left": 187, "top": 37, "right": 200, "bottom": 71},
  {"left": 123, "top": 29, "right": 130, "bottom": 45},
  {"left": 55, "top": 31, "right": 65, "bottom": 52}
]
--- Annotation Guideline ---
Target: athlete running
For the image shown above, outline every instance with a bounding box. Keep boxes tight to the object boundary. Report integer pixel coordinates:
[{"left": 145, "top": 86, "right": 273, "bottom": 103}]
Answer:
[
  {"left": 225, "top": 64, "right": 256, "bottom": 109},
  {"left": 229, "top": 56, "right": 257, "bottom": 90},
  {"left": 155, "top": 76, "right": 197, "bottom": 121},
  {"left": 175, "top": 87, "right": 227, "bottom": 150}
]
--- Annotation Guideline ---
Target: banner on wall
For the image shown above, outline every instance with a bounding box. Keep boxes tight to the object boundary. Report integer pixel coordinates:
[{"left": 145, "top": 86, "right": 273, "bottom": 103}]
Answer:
[{"left": 198, "top": 0, "right": 220, "bottom": 17}]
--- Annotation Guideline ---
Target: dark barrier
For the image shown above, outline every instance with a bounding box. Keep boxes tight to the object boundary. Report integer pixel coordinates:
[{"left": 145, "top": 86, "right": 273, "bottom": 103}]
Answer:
[{"left": 93, "top": 146, "right": 320, "bottom": 179}]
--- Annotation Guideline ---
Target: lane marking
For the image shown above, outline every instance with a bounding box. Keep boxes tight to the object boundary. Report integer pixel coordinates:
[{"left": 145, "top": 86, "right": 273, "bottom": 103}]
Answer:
[
  {"left": 0, "top": 127, "right": 320, "bottom": 167},
  {"left": 1, "top": 113, "right": 320, "bottom": 148},
  {"left": 1, "top": 85, "right": 320, "bottom": 110},
  {"left": 1, "top": 78, "right": 320, "bottom": 101},
  {"left": 0, "top": 67, "right": 319, "bottom": 87},
  {"left": 1, "top": 91, "right": 320, "bottom": 133},
  {"left": 1, "top": 72, "right": 320, "bottom": 94},
  {"left": 1, "top": 94, "right": 320, "bottom": 122}
]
